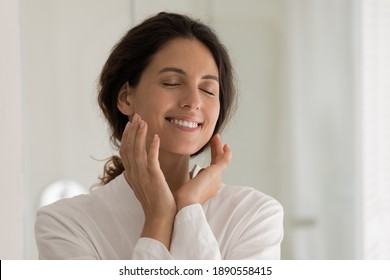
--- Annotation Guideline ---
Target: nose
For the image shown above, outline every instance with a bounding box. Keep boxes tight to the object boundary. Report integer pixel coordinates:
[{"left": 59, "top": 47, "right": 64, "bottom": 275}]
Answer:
[{"left": 179, "top": 85, "right": 201, "bottom": 110}]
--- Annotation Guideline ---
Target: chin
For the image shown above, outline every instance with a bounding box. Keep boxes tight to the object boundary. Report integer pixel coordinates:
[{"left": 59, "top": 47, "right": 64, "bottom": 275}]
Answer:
[{"left": 163, "top": 144, "right": 205, "bottom": 157}]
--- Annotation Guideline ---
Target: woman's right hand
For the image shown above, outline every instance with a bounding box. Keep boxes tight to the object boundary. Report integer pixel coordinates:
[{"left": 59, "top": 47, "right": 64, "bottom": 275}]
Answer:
[{"left": 119, "top": 113, "right": 176, "bottom": 249}]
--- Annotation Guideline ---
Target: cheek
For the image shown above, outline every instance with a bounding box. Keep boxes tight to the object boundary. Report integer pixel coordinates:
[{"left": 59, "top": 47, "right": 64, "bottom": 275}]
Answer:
[
  {"left": 210, "top": 103, "right": 220, "bottom": 126},
  {"left": 204, "top": 104, "right": 220, "bottom": 137},
  {"left": 132, "top": 93, "right": 162, "bottom": 118}
]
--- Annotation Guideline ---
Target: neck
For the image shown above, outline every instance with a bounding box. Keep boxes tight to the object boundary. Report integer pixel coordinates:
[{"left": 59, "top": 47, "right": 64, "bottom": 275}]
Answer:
[{"left": 158, "top": 151, "right": 190, "bottom": 193}]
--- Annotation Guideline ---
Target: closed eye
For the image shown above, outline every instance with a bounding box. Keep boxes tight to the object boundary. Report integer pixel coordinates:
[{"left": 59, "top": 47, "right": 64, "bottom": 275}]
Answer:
[
  {"left": 200, "top": 88, "right": 216, "bottom": 96},
  {"left": 162, "top": 82, "right": 181, "bottom": 87}
]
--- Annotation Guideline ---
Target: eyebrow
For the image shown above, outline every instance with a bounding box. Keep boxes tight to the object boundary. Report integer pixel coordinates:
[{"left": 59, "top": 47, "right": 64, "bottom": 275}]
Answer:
[{"left": 158, "top": 67, "right": 219, "bottom": 82}]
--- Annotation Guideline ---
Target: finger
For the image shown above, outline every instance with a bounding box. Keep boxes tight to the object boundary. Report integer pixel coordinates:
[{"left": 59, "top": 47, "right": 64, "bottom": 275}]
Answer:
[
  {"left": 221, "top": 144, "right": 232, "bottom": 166},
  {"left": 147, "top": 134, "right": 161, "bottom": 174},
  {"left": 210, "top": 134, "right": 224, "bottom": 165},
  {"left": 133, "top": 119, "right": 148, "bottom": 170},
  {"left": 119, "top": 121, "right": 132, "bottom": 171},
  {"left": 210, "top": 135, "right": 217, "bottom": 164},
  {"left": 212, "top": 143, "right": 232, "bottom": 172},
  {"left": 126, "top": 113, "right": 141, "bottom": 172}
]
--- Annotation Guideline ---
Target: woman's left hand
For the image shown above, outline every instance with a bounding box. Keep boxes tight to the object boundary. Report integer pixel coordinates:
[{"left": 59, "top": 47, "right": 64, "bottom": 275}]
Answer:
[{"left": 175, "top": 134, "right": 232, "bottom": 211}]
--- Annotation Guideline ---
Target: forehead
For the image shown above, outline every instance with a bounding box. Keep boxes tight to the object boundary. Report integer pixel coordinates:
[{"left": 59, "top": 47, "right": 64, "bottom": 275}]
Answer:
[{"left": 146, "top": 38, "right": 219, "bottom": 76}]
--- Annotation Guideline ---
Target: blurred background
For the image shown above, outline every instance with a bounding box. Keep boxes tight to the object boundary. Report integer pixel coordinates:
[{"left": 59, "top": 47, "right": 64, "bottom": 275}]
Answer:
[{"left": 1, "top": 0, "right": 389, "bottom": 259}]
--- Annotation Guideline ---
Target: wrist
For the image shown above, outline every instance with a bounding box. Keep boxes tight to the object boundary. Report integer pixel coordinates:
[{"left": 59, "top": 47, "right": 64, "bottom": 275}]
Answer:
[
  {"left": 141, "top": 215, "right": 175, "bottom": 249},
  {"left": 176, "top": 197, "right": 197, "bottom": 212}
]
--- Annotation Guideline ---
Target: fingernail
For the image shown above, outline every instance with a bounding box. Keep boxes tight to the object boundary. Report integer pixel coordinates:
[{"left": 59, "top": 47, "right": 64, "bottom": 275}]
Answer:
[
  {"left": 153, "top": 134, "right": 158, "bottom": 141},
  {"left": 139, "top": 120, "right": 145, "bottom": 128},
  {"left": 132, "top": 114, "right": 139, "bottom": 123}
]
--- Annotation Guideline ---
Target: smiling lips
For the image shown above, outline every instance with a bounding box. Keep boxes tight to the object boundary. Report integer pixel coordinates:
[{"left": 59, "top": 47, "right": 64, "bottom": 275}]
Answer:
[{"left": 166, "top": 117, "right": 200, "bottom": 129}]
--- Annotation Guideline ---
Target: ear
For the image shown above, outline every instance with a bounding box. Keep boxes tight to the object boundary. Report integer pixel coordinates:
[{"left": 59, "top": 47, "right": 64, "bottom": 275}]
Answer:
[{"left": 117, "top": 82, "right": 135, "bottom": 116}]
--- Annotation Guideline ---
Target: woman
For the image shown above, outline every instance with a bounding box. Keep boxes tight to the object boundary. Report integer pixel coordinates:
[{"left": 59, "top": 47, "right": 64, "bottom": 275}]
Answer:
[{"left": 35, "top": 12, "right": 283, "bottom": 259}]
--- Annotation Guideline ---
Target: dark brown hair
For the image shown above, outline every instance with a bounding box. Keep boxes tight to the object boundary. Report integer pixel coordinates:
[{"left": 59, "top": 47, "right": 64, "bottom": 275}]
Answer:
[{"left": 98, "top": 12, "right": 236, "bottom": 185}]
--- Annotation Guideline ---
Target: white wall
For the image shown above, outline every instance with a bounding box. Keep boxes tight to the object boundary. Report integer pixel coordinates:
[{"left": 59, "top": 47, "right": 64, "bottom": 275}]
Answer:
[{"left": 0, "top": 0, "right": 24, "bottom": 259}]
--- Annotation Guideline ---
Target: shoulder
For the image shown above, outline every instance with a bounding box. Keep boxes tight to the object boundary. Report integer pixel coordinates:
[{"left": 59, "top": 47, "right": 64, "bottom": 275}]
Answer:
[
  {"left": 192, "top": 165, "right": 282, "bottom": 214},
  {"left": 216, "top": 184, "right": 283, "bottom": 214},
  {"left": 35, "top": 173, "right": 131, "bottom": 225},
  {"left": 205, "top": 183, "right": 284, "bottom": 232},
  {"left": 34, "top": 174, "right": 139, "bottom": 259},
  {"left": 205, "top": 183, "right": 284, "bottom": 254},
  {"left": 207, "top": 184, "right": 284, "bottom": 259},
  {"left": 37, "top": 192, "right": 95, "bottom": 220}
]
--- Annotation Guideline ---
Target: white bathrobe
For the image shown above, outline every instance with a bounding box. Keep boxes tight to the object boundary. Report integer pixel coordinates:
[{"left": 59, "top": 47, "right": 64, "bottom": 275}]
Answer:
[{"left": 35, "top": 169, "right": 283, "bottom": 260}]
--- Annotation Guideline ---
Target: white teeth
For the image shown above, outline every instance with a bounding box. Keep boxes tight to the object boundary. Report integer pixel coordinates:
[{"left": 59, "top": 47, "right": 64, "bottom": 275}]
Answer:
[{"left": 170, "top": 119, "right": 198, "bottom": 128}]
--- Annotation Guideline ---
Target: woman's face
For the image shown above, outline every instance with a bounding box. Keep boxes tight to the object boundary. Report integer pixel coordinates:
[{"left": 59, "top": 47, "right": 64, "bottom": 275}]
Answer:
[{"left": 129, "top": 38, "right": 220, "bottom": 156}]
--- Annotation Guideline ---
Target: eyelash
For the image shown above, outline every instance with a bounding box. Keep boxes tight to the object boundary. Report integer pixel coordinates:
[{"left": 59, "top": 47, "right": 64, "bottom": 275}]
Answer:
[
  {"left": 162, "top": 83, "right": 181, "bottom": 87},
  {"left": 201, "top": 89, "right": 215, "bottom": 96},
  {"left": 162, "top": 83, "right": 215, "bottom": 96}
]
